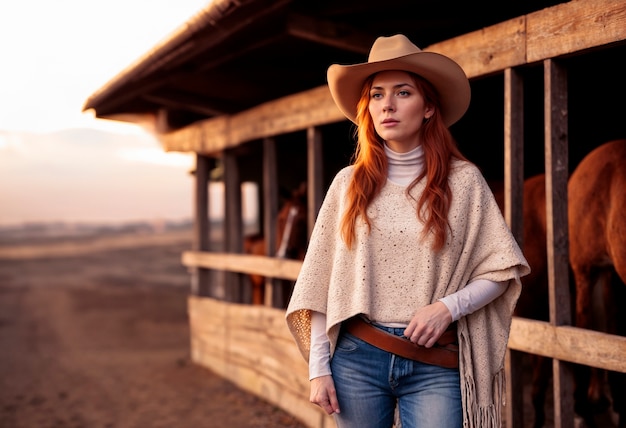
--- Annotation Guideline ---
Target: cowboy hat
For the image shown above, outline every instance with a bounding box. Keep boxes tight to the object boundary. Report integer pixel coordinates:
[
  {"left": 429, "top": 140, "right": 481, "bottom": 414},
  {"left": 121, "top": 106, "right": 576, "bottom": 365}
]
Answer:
[{"left": 327, "top": 34, "right": 470, "bottom": 126}]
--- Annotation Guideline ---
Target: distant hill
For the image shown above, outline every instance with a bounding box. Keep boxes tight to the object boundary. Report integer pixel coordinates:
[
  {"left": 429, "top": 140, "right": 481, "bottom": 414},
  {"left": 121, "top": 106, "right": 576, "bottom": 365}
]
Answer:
[{"left": 0, "top": 219, "right": 193, "bottom": 246}]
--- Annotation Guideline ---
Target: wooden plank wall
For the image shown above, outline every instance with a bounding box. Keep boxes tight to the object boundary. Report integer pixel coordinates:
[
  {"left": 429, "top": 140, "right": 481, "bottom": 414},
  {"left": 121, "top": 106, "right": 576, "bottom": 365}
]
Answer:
[{"left": 188, "top": 296, "right": 335, "bottom": 428}]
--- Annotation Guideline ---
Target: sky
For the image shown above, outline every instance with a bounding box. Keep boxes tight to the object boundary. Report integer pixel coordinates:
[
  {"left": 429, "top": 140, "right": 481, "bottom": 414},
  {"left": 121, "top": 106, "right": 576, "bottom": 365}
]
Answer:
[{"left": 0, "top": 0, "right": 213, "bottom": 227}]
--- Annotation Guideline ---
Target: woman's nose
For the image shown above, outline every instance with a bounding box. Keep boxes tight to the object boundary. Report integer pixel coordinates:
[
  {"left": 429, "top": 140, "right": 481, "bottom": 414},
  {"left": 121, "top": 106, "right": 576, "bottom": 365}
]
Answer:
[{"left": 383, "top": 104, "right": 395, "bottom": 112}]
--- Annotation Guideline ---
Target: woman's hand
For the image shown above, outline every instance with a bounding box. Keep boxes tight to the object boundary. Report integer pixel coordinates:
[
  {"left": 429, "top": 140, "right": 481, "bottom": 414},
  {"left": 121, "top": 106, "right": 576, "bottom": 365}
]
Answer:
[
  {"left": 310, "top": 375, "right": 340, "bottom": 415},
  {"left": 403, "top": 301, "right": 453, "bottom": 348}
]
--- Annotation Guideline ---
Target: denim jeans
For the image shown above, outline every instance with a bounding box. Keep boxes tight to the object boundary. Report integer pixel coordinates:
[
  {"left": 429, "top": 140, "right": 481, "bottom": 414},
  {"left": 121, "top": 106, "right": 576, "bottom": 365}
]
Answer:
[{"left": 331, "top": 324, "right": 462, "bottom": 428}]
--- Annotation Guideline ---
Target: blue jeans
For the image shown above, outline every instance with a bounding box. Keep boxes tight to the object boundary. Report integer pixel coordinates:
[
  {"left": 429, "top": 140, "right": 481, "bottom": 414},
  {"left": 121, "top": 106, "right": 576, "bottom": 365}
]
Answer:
[{"left": 331, "top": 324, "right": 462, "bottom": 428}]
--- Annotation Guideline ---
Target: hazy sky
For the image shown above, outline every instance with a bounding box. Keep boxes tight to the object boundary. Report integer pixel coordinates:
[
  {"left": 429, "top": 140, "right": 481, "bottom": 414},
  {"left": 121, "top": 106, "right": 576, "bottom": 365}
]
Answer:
[{"left": 0, "top": 0, "right": 211, "bottom": 226}]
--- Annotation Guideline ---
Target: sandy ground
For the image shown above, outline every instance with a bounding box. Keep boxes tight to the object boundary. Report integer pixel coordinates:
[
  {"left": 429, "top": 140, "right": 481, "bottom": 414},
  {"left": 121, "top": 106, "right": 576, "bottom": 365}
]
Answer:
[{"left": 0, "top": 229, "right": 306, "bottom": 428}]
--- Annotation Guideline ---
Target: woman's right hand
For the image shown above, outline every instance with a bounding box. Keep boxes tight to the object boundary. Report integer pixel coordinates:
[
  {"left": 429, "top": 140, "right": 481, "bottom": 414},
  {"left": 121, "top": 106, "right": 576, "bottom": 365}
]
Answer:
[{"left": 310, "top": 375, "right": 340, "bottom": 415}]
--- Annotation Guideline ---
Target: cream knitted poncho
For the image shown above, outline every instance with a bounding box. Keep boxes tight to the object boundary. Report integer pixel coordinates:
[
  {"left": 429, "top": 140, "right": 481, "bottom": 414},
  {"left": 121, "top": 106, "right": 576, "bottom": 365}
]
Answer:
[{"left": 285, "top": 160, "right": 530, "bottom": 428}]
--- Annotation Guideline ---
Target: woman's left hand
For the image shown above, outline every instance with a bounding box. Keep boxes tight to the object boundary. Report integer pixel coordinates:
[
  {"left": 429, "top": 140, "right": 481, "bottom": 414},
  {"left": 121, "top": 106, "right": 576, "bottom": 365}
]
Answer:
[{"left": 403, "top": 301, "right": 453, "bottom": 348}]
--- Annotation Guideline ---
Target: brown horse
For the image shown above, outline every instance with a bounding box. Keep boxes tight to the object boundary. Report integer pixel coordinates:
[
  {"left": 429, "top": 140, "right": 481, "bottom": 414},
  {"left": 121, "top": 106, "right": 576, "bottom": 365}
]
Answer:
[
  {"left": 569, "top": 139, "right": 626, "bottom": 427},
  {"left": 243, "top": 183, "right": 308, "bottom": 305},
  {"left": 242, "top": 233, "right": 266, "bottom": 304},
  {"left": 275, "top": 182, "right": 308, "bottom": 261},
  {"left": 502, "top": 165, "right": 615, "bottom": 428}
]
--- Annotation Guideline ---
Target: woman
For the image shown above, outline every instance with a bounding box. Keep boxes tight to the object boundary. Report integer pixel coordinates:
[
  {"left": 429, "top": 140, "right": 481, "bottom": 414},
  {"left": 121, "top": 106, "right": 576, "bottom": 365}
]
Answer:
[{"left": 285, "top": 34, "right": 529, "bottom": 428}]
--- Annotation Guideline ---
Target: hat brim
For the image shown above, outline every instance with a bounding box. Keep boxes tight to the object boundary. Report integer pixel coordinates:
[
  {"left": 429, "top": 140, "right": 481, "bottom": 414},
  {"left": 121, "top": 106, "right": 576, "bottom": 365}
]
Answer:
[{"left": 327, "top": 51, "right": 470, "bottom": 127}]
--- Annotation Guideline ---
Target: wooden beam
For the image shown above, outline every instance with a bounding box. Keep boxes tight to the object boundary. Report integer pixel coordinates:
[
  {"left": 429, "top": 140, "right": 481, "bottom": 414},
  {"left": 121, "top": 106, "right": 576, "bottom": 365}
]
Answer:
[
  {"left": 160, "top": 123, "right": 208, "bottom": 153},
  {"left": 263, "top": 138, "right": 280, "bottom": 307},
  {"left": 427, "top": 17, "right": 527, "bottom": 78},
  {"left": 161, "top": 85, "right": 344, "bottom": 155},
  {"left": 509, "top": 317, "right": 626, "bottom": 373},
  {"left": 544, "top": 59, "right": 571, "bottom": 328},
  {"left": 144, "top": 91, "right": 237, "bottom": 116},
  {"left": 431, "top": 0, "right": 626, "bottom": 76},
  {"left": 544, "top": 58, "right": 574, "bottom": 428},
  {"left": 527, "top": 0, "right": 626, "bottom": 63},
  {"left": 263, "top": 138, "right": 279, "bottom": 257},
  {"left": 192, "top": 154, "right": 211, "bottom": 296},
  {"left": 195, "top": 33, "right": 283, "bottom": 74},
  {"left": 285, "top": 12, "right": 373, "bottom": 54},
  {"left": 223, "top": 150, "right": 243, "bottom": 302},
  {"left": 175, "top": 0, "right": 293, "bottom": 72},
  {"left": 307, "top": 127, "right": 323, "bottom": 237},
  {"left": 503, "top": 66, "right": 525, "bottom": 428},
  {"left": 503, "top": 67, "right": 525, "bottom": 243},
  {"left": 182, "top": 251, "right": 302, "bottom": 281}
]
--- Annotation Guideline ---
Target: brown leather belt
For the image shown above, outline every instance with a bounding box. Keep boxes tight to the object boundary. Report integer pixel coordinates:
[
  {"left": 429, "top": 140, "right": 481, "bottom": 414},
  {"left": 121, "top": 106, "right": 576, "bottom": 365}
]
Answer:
[{"left": 343, "top": 316, "right": 459, "bottom": 369}]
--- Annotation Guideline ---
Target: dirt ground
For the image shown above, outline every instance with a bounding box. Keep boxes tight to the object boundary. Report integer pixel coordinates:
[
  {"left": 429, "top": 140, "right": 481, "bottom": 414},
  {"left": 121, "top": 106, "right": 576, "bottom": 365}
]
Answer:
[{"left": 0, "top": 229, "right": 307, "bottom": 428}]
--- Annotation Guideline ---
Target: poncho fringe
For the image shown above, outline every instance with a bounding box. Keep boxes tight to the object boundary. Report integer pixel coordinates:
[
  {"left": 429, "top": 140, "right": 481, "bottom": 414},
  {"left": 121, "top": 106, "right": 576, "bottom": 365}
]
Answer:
[{"left": 461, "top": 328, "right": 506, "bottom": 428}]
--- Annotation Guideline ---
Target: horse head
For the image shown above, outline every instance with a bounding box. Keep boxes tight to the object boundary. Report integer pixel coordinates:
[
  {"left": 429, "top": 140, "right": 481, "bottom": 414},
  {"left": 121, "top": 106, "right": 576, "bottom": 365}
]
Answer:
[{"left": 276, "top": 182, "right": 308, "bottom": 260}]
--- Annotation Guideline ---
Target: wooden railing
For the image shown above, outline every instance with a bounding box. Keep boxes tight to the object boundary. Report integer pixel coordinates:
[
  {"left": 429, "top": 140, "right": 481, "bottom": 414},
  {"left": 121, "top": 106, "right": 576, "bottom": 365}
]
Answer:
[
  {"left": 182, "top": 251, "right": 301, "bottom": 281},
  {"left": 182, "top": 250, "right": 626, "bottom": 374}
]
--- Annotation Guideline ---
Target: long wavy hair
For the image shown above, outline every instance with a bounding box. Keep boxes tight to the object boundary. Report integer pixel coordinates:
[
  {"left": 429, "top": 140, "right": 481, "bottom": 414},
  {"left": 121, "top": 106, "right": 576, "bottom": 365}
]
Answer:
[{"left": 340, "top": 72, "right": 468, "bottom": 252}]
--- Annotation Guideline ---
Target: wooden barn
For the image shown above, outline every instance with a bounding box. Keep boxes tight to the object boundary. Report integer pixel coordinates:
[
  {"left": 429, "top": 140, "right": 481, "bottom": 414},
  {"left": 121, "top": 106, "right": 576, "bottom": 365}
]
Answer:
[{"left": 83, "top": 1, "right": 626, "bottom": 426}]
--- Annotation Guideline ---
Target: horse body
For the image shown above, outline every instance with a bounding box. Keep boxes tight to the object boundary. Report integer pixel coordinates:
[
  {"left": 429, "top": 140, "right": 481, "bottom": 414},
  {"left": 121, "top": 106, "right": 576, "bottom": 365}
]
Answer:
[
  {"left": 275, "top": 183, "right": 308, "bottom": 261},
  {"left": 506, "top": 141, "right": 626, "bottom": 427},
  {"left": 243, "top": 232, "right": 266, "bottom": 304},
  {"left": 500, "top": 173, "right": 608, "bottom": 427},
  {"left": 569, "top": 139, "right": 626, "bottom": 317},
  {"left": 569, "top": 139, "right": 626, "bottom": 427}
]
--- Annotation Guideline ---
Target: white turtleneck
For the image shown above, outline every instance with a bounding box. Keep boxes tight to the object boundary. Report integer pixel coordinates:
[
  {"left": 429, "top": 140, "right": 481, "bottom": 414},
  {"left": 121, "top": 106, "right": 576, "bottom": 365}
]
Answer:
[
  {"left": 308, "top": 143, "right": 506, "bottom": 380},
  {"left": 385, "top": 143, "right": 425, "bottom": 185}
]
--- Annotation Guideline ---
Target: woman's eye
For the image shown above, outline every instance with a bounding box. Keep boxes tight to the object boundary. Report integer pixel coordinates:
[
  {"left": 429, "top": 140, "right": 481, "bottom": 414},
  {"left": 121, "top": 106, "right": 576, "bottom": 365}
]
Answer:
[
  {"left": 370, "top": 92, "right": 382, "bottom": 99},
  {"left": 397, "top": 90, "right": 410, "bottom": 96}
]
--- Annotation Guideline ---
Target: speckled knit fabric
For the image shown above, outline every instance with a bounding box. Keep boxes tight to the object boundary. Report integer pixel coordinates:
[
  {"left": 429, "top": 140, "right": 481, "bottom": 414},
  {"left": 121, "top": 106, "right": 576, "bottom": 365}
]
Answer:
[{"left": 285, "top": 160, "right": 530, "bottom": 428}]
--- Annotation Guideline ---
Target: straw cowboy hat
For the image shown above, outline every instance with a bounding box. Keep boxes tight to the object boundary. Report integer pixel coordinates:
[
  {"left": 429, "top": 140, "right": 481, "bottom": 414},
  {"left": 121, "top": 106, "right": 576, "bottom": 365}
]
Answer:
[{"left": 327, "top": 34, "right": 471, "bottom": 127}]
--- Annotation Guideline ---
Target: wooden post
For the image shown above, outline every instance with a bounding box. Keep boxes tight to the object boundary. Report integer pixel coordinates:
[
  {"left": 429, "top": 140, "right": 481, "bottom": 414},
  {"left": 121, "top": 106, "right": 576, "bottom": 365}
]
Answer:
[
  {"left": 191, "top": 153, "right": 211, "bottom": 296},
  {"left": 307, "top": 127, "right": 324, "bottom": 236},
  {"left": 544, "top": 58, "right": 574, "bottom": 428},
  {"left": 223, "top": 149, "right": 243, "bottom": 302},
  {"left": 504, "top": 67, "right": 525, "bottom": 428},
  {"left": 262, "top": 138, "right": 280, "bottom": 307}
]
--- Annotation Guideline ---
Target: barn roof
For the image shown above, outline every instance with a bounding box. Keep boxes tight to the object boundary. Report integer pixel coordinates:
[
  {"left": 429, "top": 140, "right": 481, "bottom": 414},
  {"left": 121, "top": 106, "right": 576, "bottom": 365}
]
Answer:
[{"left": 83, "top": 0, "right": 565, "bottom": 132}]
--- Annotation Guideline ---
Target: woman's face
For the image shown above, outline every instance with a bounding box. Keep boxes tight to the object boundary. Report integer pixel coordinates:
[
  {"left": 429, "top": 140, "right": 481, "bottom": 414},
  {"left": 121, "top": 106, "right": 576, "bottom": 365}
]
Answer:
[{"left": 368, "top": 70, "right": 433, "bottom": 153}]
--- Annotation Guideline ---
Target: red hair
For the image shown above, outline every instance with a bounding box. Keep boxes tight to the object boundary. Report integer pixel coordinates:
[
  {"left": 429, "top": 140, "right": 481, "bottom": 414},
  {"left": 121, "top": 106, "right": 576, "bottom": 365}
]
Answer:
[{"left": 340, "top": 73, "right": 468, "bottom": 251}]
